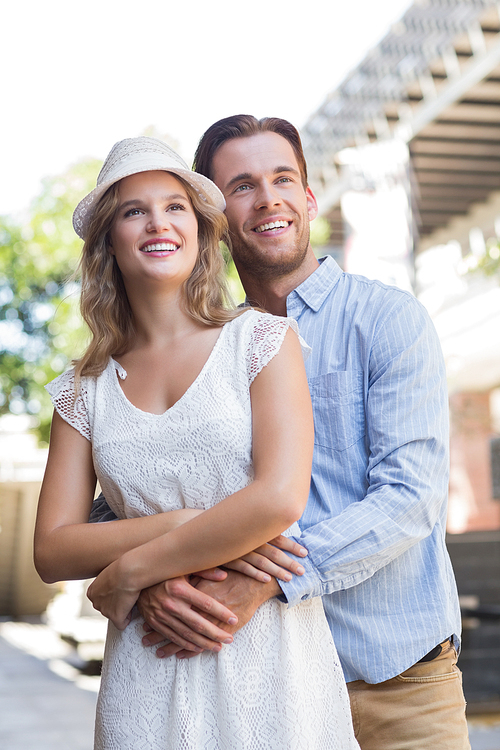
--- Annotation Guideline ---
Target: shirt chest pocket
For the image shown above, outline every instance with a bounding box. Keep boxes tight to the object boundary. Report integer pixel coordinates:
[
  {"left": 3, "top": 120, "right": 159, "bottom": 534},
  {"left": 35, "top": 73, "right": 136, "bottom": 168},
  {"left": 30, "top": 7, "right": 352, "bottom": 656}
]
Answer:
[{"left": 309, "top": 371, "right": 365, "bottom": 452}]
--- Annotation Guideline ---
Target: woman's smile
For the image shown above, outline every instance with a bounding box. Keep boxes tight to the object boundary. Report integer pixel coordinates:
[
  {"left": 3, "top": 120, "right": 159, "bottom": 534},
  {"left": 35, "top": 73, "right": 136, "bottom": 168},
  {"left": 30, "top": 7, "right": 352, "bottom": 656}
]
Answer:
[
  {"left": 109, "top": 170, "right": 199, "bottom": 285},
  {"left": 139, "top": 239, "right": 180, "bottom": 254}
]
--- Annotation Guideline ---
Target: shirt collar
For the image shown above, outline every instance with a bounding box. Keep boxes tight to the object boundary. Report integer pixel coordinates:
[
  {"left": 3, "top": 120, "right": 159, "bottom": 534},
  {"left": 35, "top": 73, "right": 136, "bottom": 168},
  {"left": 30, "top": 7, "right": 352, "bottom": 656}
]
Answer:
[{"left": 287, "top": 255, "right": 342, "bottom": 315}]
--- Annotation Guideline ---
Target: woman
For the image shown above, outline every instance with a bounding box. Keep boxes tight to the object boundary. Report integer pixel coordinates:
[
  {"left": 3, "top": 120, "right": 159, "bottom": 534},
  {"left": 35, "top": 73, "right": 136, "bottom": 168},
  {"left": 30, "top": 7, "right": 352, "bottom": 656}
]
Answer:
[{"left": 35, "top": 137, "right": 358, "bottom": 749}]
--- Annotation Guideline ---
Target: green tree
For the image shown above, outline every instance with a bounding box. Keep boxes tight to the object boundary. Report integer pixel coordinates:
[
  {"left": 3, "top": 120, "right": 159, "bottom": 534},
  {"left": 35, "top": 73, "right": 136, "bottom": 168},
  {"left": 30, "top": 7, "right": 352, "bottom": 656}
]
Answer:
[{"left": 0, "top": 159, "right": 100, "bottom": 443}]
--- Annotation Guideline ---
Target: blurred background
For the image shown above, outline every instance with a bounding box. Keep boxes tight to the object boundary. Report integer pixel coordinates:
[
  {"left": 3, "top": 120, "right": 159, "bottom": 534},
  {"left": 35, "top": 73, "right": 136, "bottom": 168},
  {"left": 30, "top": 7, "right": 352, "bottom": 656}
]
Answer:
[{"left": 2, "top": 0, "right": 500, "bottom": 747}]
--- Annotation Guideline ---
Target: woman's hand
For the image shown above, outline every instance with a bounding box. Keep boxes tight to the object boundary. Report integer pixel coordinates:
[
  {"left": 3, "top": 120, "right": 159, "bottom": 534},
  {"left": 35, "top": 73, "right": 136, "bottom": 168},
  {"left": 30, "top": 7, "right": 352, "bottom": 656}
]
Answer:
[
  {"left": 87, "top": 557, "right": 141, "bottom": 630},
  {"left": 223, "top": 535, "right": 308, "bottom": 583}
]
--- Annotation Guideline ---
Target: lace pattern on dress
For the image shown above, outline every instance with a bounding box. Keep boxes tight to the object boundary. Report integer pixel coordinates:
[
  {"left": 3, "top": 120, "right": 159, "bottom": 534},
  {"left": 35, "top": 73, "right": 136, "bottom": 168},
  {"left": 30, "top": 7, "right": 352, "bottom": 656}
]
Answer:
[
  {"left": 45, "top": 369, "right": 92, "bottom": 442},
  {"left": 244, "top": 313, "right": 302, "bottom": 385}
]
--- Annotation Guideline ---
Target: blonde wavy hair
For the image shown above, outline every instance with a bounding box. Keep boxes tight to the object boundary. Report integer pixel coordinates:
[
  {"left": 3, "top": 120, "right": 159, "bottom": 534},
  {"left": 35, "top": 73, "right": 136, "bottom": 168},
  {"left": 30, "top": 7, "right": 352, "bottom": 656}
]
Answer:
[{"left": 74, "top": 173, "right": 243, "bottom": 381}]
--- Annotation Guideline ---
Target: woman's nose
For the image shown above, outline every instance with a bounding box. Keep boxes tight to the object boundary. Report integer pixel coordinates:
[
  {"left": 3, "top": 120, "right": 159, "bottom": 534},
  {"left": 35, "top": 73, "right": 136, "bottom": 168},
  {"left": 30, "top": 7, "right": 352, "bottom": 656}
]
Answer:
[{"left": 147, "top": 208, "right": 171, "bottom": 232}]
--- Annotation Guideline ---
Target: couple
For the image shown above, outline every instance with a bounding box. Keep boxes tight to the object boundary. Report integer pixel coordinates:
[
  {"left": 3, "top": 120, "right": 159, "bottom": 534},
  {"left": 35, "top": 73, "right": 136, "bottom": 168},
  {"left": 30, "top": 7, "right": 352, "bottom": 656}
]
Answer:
[{"left": 35, "top": 115, "right": 469, "bottom": 750}]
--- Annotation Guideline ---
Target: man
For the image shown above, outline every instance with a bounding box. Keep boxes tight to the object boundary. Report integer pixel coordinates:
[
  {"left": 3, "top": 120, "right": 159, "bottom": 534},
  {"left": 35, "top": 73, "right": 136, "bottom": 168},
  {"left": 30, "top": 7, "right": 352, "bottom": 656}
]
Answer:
[{"left": 92, "top": 115, "right": 469, "bottom": 749}]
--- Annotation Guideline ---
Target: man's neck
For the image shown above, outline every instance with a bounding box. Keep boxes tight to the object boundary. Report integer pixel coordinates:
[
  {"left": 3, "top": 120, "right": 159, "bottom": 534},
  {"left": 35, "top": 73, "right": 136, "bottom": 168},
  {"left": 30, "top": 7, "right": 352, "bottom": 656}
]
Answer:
[
  {"left": 238, "top": 252, "right": 320, "bottom": 317},
  {"left": 242, "top": 278, "right": 293, "bottom": 316}
]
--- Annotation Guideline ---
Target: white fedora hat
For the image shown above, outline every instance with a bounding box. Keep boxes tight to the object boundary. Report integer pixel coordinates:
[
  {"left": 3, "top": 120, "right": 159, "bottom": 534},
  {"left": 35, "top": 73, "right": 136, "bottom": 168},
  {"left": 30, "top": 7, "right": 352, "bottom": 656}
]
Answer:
[{"left": 72, "top": 136, "right": 226, "bottom": 240}]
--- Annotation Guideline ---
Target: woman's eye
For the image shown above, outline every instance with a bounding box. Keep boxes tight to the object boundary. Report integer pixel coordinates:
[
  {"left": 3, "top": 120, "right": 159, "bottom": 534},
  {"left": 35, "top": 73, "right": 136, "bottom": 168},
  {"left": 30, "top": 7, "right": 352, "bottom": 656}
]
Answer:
[
  {"left": 124, "top": 208, "right": 142, "bottom": 217},
  {"left": 168, "top": 203, "right": 185, "bottom": 211}
]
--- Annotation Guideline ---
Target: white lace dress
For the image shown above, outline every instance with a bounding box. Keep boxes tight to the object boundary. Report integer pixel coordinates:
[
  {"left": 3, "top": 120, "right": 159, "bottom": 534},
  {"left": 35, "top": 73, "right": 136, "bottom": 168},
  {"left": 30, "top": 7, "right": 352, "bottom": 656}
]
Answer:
[{"left": 47, "top": 310, "right": 359, "bottom": 750}]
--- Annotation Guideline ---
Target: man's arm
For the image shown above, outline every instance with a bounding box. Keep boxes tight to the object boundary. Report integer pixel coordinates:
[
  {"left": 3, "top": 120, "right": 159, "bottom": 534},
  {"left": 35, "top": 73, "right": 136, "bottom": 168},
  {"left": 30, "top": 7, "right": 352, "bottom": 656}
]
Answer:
[
  {"left": 279, "top": 295, "right": 450, "bottom": 606},
  {"left": 137, "top": 536, "right": 308, "bottom": 655}
]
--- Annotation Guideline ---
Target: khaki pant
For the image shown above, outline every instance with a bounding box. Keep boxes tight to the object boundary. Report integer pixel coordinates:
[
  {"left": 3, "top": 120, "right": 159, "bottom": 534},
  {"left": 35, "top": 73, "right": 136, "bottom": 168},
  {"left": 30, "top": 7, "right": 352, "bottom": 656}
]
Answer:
[{"left": 347, "top": 641, "right": 471, "bottom": 750}]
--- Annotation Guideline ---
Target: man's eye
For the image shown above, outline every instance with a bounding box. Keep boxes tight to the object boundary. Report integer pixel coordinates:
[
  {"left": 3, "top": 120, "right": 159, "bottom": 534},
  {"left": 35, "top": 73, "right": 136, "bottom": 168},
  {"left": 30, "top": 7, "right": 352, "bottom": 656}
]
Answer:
[
  {"left": 277, "top": 177, "right": 292, "bottom": 184},
  {"left": 234, "top": 184, "right": 251, "bottom": 193}
]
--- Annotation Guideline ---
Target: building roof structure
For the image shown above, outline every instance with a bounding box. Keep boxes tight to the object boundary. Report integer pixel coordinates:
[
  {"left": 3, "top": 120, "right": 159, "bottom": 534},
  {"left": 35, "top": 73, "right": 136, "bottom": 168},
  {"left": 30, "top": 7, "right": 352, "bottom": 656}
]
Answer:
[{"left": 303, "top": 0, "right": 500, "bottom": 251}]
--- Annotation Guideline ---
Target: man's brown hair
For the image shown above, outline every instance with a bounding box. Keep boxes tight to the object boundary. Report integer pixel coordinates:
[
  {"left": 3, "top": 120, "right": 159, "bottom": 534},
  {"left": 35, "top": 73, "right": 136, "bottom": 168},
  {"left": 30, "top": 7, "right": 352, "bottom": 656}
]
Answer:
[{"left": 193, "top": 114, "right": 308, "bottom": 189}]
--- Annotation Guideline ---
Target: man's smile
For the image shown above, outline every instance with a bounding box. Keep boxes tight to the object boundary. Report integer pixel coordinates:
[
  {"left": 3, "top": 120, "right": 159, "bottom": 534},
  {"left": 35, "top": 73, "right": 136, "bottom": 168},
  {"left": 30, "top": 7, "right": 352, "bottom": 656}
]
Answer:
[{"left": 252, "top": 220, "right": 291, "bottom": 234}]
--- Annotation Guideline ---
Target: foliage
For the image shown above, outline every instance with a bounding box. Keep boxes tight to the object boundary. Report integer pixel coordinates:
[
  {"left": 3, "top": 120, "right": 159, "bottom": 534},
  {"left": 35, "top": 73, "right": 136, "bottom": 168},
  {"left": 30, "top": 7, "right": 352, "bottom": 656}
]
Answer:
[
  {"left": 462, "top": 238, "right": 500, "bottom": 280},
  {"left": 310, "top": 216, "right": 331, "bottom": 249},
  {"left": 474, "top": 240, "right": 500, "bottom": 277},
  {"left": 0, "top": 159, "right": 100, "bottom": 443},
  {"left": 219, "top": 242, "right": 245, "bottom": 304}
]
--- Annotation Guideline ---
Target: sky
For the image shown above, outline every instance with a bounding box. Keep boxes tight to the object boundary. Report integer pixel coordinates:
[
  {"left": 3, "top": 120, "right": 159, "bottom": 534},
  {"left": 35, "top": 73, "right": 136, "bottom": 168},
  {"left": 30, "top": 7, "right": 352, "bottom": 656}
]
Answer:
[{"left": 1, "top": 0, "right": 413, "bottom": 217}]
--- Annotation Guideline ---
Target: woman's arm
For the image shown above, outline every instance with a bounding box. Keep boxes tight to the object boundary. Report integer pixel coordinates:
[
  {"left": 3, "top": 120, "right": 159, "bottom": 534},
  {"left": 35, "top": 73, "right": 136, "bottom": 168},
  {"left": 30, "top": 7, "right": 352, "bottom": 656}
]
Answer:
[
  {"left": 34, "top": 413, "right": 203, "bottom": 583},
  {"left": 88, "top": 328, "right": 314, "bottom": 627}
]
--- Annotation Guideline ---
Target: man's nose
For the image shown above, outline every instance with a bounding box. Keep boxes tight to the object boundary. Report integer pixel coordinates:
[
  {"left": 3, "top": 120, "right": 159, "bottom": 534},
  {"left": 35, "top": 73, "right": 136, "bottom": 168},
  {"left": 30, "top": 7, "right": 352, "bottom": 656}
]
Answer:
[{"left": 254, "top": 182, "right": 282, "bottom": 211}]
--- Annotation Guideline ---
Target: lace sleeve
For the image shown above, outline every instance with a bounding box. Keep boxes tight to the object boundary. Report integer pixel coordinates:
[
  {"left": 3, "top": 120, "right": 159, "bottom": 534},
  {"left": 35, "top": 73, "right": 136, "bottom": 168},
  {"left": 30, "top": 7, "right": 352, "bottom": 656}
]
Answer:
[
  {"left": 45, "top": 369, "right": 92, "bottom": 442},
  {"left": 245, "top": 312, "right": 310, "bottom": 385}
]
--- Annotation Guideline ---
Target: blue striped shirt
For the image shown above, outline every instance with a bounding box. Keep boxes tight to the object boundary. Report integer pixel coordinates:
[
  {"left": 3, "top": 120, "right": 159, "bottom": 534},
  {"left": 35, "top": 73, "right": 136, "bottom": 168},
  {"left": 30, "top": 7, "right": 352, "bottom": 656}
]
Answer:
[{"left": 279, "top": 255, "right": 461, "bottom": 683}]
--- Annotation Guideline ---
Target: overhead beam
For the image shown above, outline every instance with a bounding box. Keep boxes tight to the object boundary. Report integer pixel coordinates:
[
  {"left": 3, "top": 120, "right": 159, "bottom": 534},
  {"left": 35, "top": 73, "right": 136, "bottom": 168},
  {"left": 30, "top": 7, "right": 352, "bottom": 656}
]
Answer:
[
  {"left": 411, "top": 139, "right": 500, "bottom": 156},
  {"left": 412, "top": 171, "right": 500, "bottom": 186},
  {"left": 460, "top": 81, "right": 500, "bottom": 99},
  {"left": 418, "top": 199, "right": 477, "bottom": 211},
  {"left": 418, "top": 121, "right": 500, "bottom": 140},
  {"left": 418, "top": 211, "right": 469, "bottom": 223},
  {"left": 396, "top": 35, "right": 500, "bottom": 141},
  {"left": 435, "top": 103, "right": 500, "bottom": 122},
  {"left": 413, "top": 155, "right": 500, "bottom": 171},
  {"left": 416, "top": 184, "right": 492, "bottom": 199}
]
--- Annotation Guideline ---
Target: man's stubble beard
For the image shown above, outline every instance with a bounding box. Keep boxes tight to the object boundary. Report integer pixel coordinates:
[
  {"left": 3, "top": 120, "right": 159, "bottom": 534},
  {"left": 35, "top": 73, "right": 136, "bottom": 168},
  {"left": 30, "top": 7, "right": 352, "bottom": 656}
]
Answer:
[{"left": 229, "top": 225, "right": 311, "bottom": 281}]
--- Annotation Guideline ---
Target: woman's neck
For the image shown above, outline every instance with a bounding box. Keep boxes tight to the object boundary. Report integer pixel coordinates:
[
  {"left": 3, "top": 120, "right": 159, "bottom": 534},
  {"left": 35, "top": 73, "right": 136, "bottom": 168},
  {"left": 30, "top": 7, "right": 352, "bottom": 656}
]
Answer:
[{"left": 126, "top": 284, "right": 203, "bottom": 349}]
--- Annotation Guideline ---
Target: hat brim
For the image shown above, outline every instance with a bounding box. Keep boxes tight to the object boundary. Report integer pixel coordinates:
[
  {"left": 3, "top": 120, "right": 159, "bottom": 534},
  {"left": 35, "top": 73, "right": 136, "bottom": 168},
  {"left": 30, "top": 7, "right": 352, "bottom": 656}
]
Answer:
[{"left": 72, "top": 164, "right": 225, "bottom": 240}]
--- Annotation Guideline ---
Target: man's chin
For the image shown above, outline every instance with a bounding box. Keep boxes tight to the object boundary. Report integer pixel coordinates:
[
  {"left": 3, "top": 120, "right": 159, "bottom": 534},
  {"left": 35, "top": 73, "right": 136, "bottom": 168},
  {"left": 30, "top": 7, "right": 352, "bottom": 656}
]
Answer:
[{"left": 233, "top": 245, "right": 309, "bottom": 280}]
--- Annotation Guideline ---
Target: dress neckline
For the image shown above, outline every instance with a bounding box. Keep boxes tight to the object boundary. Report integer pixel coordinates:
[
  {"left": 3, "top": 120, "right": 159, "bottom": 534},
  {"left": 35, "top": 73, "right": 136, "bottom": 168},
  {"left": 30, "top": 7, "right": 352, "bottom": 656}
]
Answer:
[{"left": 110, "top": 320, "right": 232, "bottom": 417}]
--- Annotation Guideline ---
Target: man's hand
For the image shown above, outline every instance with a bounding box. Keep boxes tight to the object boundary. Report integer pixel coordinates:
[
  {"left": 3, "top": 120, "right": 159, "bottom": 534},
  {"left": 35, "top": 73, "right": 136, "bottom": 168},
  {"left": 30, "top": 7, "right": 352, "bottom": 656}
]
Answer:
[
  {"left": 223, "top": 535, "right": 308, "bottom": 582},
  {"left": 137, "top": 574, "right": 239, "bottom": 654},
  {"left": 140, "top": 570, "right": 281, "bottom": 659}
]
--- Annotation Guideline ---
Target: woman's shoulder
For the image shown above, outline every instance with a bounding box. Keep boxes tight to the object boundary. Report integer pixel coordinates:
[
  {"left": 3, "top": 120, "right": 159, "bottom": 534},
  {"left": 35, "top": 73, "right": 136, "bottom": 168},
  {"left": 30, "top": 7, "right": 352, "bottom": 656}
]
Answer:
[
  {"left": 45, "top": 358, "right": 115, "bottom": 399},
  {"left": 45, "top": 359, "right": 116, "bottom": 442},
  {"left": 227, "top": 308, "right": 299, "bottom": 339},
  {"left": 45, "top": 366, "right": 78, "bottom": 401},
  {"left": 225, "top": 309, "right": 307, "bottom": 385},
  {"left": 229, "top": 308, "right": 307, "bottom": 355}
]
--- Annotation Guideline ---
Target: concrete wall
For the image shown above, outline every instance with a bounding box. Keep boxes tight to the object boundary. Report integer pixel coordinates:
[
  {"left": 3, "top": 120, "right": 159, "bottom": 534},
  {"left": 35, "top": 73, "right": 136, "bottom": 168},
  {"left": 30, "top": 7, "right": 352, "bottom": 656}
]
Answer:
[{"left": 0, "top": 481, "right": 57, "bottom": 616}]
